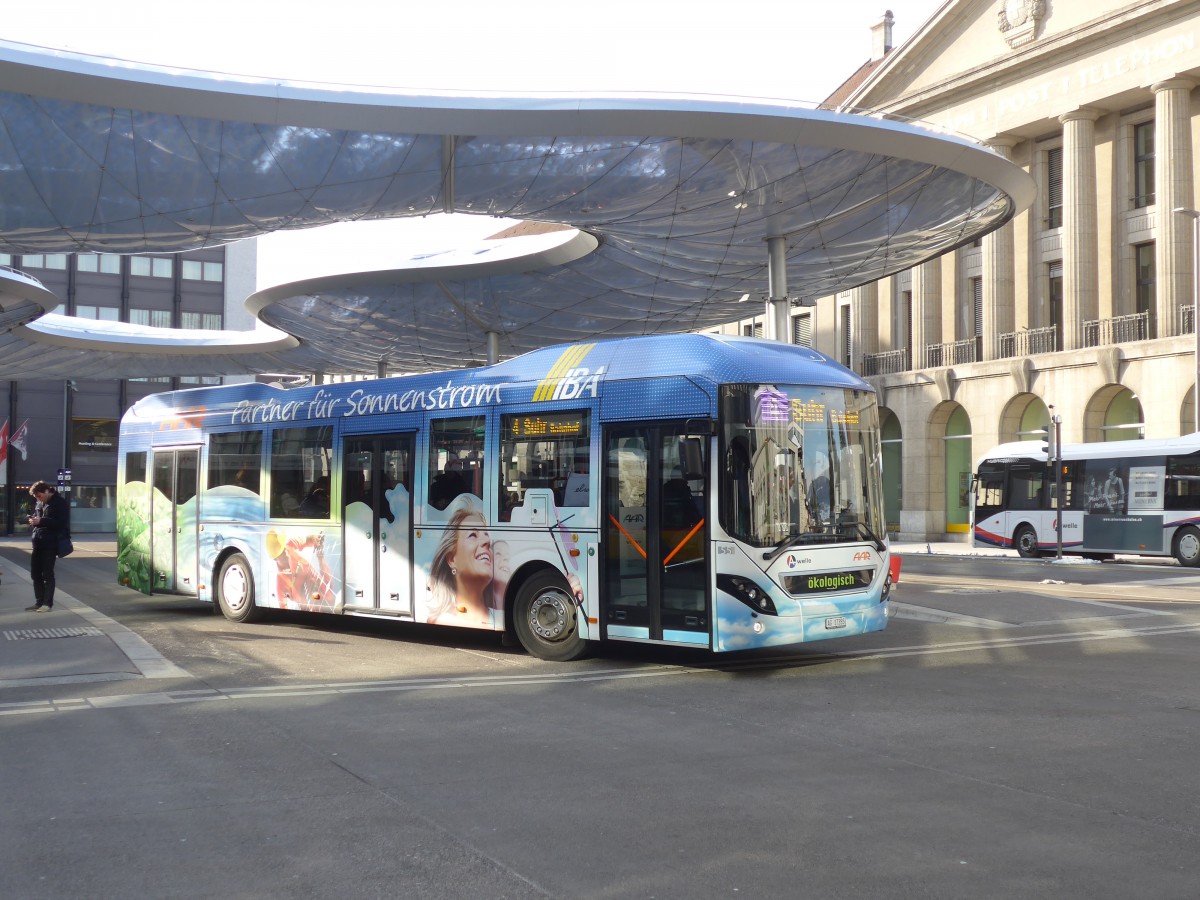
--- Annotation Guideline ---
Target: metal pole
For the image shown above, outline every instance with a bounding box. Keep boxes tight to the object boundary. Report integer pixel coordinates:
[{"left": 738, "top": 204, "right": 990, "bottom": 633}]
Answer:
[
  {"left": 767, "top": 236, "right": 789, "bottom": 342},
  {"left": 1054, "top": 414, "right": 1063, "bottom": 560},
  {"left": 486, "top": 331, "right": 499, "bottom": 366}
]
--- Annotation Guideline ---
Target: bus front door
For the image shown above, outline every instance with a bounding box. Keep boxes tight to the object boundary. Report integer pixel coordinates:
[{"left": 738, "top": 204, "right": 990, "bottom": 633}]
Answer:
[
  {"left": 150, "top": 447, "right": 199, "bottom": 595},
  {"left": 343, "top": 434, "right": 414, "bottom": 615},
  {"left": 602, "top": 423, "right": 709, "bottom": 646}
]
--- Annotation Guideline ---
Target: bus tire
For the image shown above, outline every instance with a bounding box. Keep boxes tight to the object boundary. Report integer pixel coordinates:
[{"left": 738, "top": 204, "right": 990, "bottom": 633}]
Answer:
[
  {"left": 1014, "top": 525, "right": 1041, "bottom": 559},
  {"left": 1172, "top": 526, "right": 1200, "bottom": 567},
  {"left": 512, "top": 570, "right": 588, "bottom": 662},
  {"left": 216, "top": 552, "right": 262, "bottom": 623}
]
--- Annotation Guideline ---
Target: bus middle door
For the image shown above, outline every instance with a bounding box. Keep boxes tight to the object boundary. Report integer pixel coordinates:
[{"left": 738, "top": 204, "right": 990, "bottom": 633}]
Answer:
[
  {"left": 150, "top": 447, "right": 200, "bottom": 595},
  {"left": 602, "top": 423, "right": 709, "bottom": 646},
  {"left": 342, "top": 434, "right": 414, "bottom": 616}
]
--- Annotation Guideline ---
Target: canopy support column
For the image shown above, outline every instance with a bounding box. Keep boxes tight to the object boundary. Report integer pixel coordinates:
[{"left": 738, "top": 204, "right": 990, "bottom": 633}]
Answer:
[
  {"left": 487, "top": 331, "right": 499, "bottom": 365},
  {"left": 767, "top": 235, "right": 790, "bottom": 343}
]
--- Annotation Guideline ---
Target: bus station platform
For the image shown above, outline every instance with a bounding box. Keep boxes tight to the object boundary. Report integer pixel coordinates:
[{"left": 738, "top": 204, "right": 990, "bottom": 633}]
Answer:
[{"left": 0, "top": 537, "right": 188, "bottom": 692}]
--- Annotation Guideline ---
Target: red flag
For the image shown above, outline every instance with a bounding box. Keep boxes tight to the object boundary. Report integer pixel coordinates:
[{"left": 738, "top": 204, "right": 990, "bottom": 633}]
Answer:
[{"left": 10, "top": 419, "right": 29, "bottom": 462}]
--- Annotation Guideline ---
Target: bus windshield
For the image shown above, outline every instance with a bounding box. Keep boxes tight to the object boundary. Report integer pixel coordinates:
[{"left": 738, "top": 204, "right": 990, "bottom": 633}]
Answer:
[{"left": 721, "top": 384, "right": 883, "bottom": 548}]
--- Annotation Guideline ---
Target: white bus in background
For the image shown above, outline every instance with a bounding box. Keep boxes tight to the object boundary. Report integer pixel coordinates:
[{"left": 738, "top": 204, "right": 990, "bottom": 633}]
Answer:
[{"left": 972, "top": 434, "right": 1200, "bottom": 565}]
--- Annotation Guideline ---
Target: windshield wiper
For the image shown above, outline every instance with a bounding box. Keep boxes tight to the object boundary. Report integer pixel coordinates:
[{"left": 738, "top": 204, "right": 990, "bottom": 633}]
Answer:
[
  {"left": 839, "top": 518, "right": 886, "bottom": 552},
  {"left": 761, "top": 530, "right": 840, "bottom": 561}
]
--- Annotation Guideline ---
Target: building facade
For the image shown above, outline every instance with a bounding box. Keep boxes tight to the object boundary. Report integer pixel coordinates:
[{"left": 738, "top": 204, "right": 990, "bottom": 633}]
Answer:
[
  {"left": 0, "top": 242, "right": 257, "bottom": 533},
  {"left": 716, "top": 0, "right": 1200, "bottom": 541}
]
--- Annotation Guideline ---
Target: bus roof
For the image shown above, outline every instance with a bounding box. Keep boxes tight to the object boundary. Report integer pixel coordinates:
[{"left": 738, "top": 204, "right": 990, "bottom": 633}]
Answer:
[
  {"left": 977, "top": 433, "right": 1200, "bottom": 468},
  {"left": 125, "top": 333, "right": 871, "bottom": 424}
]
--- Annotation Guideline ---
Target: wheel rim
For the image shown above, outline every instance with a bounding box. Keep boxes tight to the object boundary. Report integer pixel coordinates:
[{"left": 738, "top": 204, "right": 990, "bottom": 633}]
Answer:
[
  {"left": 1179, "top": 531, "right": 1200, "bottom": 562},
  {"left": 528, "top": 588, "right": 573, "bottom": 642},
  {"left": 221, "top": 562, "right": 250, "bottom": 613},
  {"left": 1018, "top": 531, "right": 1036, "bottom": 553}
]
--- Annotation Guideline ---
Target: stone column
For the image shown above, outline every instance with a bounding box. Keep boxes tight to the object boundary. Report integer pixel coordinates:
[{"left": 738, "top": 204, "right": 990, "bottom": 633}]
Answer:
[
  {"left": 911, "top": 258, "right": 941, "bottom": 369},
  {"left": 852, "top": 283, "right": 879, "bottom": 370},
  {"left": 983, "top": 137, "right": 1018, "bottom": 359},
  {"left": 1152, "top": 78, "right": 1196, "bottom": 338},
  {"left": 1059, "top": 108, "right": 1101, "bottom": 351}
]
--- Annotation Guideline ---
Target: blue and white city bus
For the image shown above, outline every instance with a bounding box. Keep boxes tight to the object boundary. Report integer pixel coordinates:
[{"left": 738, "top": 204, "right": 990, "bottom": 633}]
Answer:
[{"left": 117, "top": 334, "right": 894, "bottom": 660}]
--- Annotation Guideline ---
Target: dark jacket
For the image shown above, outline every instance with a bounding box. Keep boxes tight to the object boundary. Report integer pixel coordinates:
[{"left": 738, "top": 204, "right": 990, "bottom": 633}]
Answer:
[{"left": 32, "top": 492, "right": 70, "bottom": 546}]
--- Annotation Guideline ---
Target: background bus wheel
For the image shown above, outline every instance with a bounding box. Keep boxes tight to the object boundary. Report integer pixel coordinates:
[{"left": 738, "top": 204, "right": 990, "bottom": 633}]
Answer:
[
  {"left": 1014, "top": 525, "right": 1041, "bottom": 559},
  {"left": 217, "top": 552, "right": 262, "bottom": 623},
  {"left": 513, "top": 571, "right": 588, "bottom": 662},
  {"left": 1172, "top": 526, "right": 1200, "bottom": 567}
]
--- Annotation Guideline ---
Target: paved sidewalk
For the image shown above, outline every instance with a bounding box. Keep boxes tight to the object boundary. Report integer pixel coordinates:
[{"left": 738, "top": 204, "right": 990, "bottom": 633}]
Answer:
[{"left": 0, "top": 547, "right": 188, "bottom": 689}]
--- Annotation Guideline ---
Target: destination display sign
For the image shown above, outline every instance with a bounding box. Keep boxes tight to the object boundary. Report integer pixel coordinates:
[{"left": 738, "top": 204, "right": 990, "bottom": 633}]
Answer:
[{"left": 508, "top": 412, "right": 587, "bottom": 438}]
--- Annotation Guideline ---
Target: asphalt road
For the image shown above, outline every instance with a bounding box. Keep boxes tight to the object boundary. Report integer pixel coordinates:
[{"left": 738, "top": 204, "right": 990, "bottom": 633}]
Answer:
[{"left": 2, "top": 543, "right": 1199, "bottom": 899}]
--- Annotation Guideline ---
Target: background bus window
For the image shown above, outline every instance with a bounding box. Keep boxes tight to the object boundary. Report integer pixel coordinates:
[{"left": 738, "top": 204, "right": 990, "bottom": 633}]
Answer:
[
  {"left": 975, "top": 471, "right": 1005, "bottom": 515},
  {"left": 1166, "top": 455, "right": 1200, "bottom": 510},
  {"left": 270, "top": 426, "right": 333, "bottom": 519},
  {"left": 500, "top": 411, "right": 590, "bottom": 518},
  {"left": 428, "top": 417, "right": 485, "bottom": 511},
  {"left": 208, "top": 431, "right": 262, "bottom": 493},
  {"left": 1008, "top": 467, "right": 1045, "bottom": 510}
]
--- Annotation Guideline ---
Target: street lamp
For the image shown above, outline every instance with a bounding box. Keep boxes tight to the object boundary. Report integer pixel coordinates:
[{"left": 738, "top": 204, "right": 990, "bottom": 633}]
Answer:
[{"left": 1173, "top": 207, "right": 1200, "bottom": 433}]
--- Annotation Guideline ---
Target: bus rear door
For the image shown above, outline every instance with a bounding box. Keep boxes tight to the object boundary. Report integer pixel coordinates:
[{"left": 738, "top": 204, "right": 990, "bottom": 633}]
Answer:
[
  {"left": 150, "top": 447, "right": 199, "bottom": 594},
  {"left": 342, "top": 434, "right": 415, "bottom": 616},
  {"left": 602, "top": 423, "right": 709, "bottom": 646}
]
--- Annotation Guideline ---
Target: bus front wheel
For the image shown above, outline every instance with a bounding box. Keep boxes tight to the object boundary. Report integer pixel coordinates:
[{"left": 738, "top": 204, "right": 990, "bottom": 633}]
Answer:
[
  {"left": 1014, "top": 525, "right": 1041, "bottom": 559},
  {"left": 216, "top": 552, "right": 262, "bottom": 623},
  {"left": 512, "top": 571, "right": 588, "bottom": 662},
  {"left": 1172, "top": 526, "right": 1200, "bottom": 567}
]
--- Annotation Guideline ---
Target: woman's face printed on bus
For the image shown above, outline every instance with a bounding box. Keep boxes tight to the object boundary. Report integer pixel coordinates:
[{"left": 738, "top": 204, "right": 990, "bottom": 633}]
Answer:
[{"left": 450, "top": 514, "right": 492, "bottom": 581}]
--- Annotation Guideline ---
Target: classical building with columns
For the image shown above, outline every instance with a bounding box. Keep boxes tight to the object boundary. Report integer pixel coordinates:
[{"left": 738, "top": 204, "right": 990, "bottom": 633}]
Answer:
[{"left": 715, "top": 0, "right": 1200, "bottom": 541}]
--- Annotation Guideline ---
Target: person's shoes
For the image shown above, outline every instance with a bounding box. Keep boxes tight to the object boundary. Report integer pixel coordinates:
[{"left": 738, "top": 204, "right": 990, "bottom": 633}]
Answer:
[
  {"left": 25, "top": 604, "right": 41, "bottom": 611},
  {"left": 35, "top": 606, "right": 52, "bottom": 613}
]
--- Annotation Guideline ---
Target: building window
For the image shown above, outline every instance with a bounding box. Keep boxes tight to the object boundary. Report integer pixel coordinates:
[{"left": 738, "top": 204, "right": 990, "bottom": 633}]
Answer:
[
  {"left": 1046, "top": 146, "right": 1063, "bottom": 229},
  {"left": 901, "top": 290, "right": 913, "bottom": 362},
  {"left": 74, "top": 305, "right": 120, "bottom": 321},
  {"left": 971, "top": 277, "right": 983, "bottom": 358},
  {"left": 130, "top": 256, "right": 174, "bottom": 278},
  {"left": 181, "top": 311, "right": 223, "bottom": 330},
  {"left": 20, "top": 254, "right": 68, "bottom": 270},
  {"left": 840, "top": 303, "right": 852, "bottom": 366},
  {"left": 1135, "top": 242, "right": 1155, "bottom": 319},
  {"left": 129, "top": 308, "right": 173, "bottom": 328},
  {"left": 76, "top": 253, "right": 122, "bottom": 274},
  {"left": 742, "top": 322, "right": 763, "bottom": 338},
  {"left": 179, "top": 376, "right": 223, "bottom": 385},
  {"left": 1048, "top": 262, "right": 1063, "bottom": 342},
  {"left": 182, "top": 260, "right": 224, "bottom": 282},
  {"left": 1133, "top": 121, "right": 1155, "bottom": 209},
  {"left": 792, "top": 312, "right": 812, "bottom": 347},
  {"left": 0, "top": 253, "right": 12, "bottom": 266}
]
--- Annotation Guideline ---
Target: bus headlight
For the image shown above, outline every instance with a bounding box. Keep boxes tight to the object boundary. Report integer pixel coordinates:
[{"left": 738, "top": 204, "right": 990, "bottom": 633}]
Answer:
[{"left": 717, "top": 574, "right": 778, "bottom": 615}]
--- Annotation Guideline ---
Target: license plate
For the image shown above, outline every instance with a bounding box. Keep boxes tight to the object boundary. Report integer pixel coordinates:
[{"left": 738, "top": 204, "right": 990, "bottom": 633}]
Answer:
[{"left": 824, "top": 616, "right": 847, "bottom": 630}]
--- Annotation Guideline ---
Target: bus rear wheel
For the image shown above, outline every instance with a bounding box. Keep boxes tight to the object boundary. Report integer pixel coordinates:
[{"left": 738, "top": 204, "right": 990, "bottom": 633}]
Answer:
[
  {"left": 512, "top": 571, "right": 588, "bottom": 662},
  {"left": 216, "top": 552, "right": 262, "bottom": 623},
  {"left": 1172, "top": 526, "right": 1200, "bottom": 567},
  {"left": 1014, "top": 525, "right": 1041, "bottom": 559}
]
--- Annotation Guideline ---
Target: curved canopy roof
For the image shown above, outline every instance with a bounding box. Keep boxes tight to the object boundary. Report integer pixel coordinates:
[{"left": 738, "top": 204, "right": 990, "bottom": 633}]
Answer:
[{"left": 0, "top": 41, "right": 1035, "bottom": 378}]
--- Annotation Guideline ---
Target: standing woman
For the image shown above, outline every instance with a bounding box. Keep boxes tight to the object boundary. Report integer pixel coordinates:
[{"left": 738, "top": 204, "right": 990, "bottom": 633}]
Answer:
[{"left": 26, "top": 480, "right": 70, "bottom": 612}]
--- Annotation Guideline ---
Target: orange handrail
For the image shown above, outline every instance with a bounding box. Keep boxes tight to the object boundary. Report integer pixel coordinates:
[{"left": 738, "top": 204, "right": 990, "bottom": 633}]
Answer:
[
  {"left": 608, "top": 513, "right": 647, "bottom": 559},
  {"left": 662, "top": 519, "right": 705, "bottom": 566}
]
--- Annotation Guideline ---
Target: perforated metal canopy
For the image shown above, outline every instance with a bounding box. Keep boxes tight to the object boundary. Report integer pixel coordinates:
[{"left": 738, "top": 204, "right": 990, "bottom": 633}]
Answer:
[{"left": 0, "top": 41, "right": 1035, "bottom": 378}]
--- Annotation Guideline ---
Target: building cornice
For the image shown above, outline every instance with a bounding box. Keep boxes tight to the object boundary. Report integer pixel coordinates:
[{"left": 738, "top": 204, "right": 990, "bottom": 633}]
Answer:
[{"left": 848, "top": 0, "right": 1193, "bottom": 123}]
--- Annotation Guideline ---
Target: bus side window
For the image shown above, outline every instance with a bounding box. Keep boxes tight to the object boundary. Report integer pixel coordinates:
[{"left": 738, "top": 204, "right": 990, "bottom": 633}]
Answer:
[
  {"left": 1009, "top": 468, "right": 1045, "bottom": 511},
  {"left": 1166, "top": 455, "right": 1200, "bottom": 510},
  {"left": 428, "top": 417, "right": 485, "bottom": 511}
]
